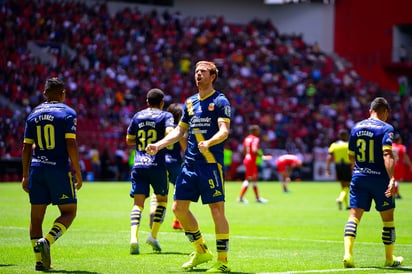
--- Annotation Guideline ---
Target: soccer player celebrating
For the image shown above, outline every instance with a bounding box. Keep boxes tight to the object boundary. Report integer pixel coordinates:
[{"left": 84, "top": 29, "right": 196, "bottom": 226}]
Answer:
[
  {"left": 146, "top": 61, "right": 231, "bottom": 272},
  {"left": 343, "top": 97, "right": 403, "bottom": 268},
  {"left": 126, "top": 88, "right": 174, "bottom": 255},
  {"left": 21, "top": 77, "right": 83, "bottom": 271}
]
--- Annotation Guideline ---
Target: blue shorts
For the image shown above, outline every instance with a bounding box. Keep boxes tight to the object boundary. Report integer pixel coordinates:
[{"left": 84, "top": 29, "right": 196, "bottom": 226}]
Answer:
[
  {"left": 166, "top": 162, "right": 182, "bottom": 185},
  {"left": 29, "top": 166, "right": 77, "bottom": 205},
  {"left": 174, "top": 162, "right": 225, "bottom": 204},
  {"left": 349, "top": 175, "right": 395, "bottom": 212},
  {"left": 130, "top": 167, "right": 168, "bottom": 198}
]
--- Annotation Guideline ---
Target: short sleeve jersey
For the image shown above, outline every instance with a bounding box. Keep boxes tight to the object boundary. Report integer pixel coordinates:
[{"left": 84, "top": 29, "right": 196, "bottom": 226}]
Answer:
[
  {"left": 127, "top": 108, "right": 174, "bottom": 168},
  {"left": 179, "top": 90, "right": 231, "bottom": 166},
  {"left": 348, "top": 118, "right": 394, "bottom": 178},
  {"left": 328, "top": 140, "right": 350, "bottom": 164},
  {"left": 23, "top": 102, "right": 77, "bottom": 168}
]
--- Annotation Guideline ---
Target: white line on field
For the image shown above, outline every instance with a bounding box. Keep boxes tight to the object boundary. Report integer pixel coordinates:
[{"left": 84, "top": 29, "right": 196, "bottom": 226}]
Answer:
[
  {"left": 260, "top": 267, "right": 412, "bottom": 273},
  {"left": 1, "top": 225, "right": 412, "bottom": 247}
]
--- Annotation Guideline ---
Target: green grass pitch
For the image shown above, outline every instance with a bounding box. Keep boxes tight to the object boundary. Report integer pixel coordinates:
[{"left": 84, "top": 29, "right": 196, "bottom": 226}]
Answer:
[{"left": 0, "top": 181, "right": 411, "bottom": 273}]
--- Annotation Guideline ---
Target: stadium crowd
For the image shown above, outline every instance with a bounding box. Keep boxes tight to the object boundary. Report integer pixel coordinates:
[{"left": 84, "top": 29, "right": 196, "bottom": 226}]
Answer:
[{"left": 1, "top": 0, "right": 411, "bottom": 180}]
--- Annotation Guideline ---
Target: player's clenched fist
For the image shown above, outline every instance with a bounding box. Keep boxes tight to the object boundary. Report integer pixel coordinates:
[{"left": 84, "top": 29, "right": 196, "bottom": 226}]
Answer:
[{"left": 146, "top": 144, "right": 159, "bottom": 155}]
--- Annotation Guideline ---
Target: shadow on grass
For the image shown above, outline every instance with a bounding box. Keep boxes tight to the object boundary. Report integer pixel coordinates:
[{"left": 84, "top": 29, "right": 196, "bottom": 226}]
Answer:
[
  {"left": 0, "top": 265, "right": 100, "bottom": 274},
  {"left": 47, "top": 271, "right": 100, "bottom": 273}
]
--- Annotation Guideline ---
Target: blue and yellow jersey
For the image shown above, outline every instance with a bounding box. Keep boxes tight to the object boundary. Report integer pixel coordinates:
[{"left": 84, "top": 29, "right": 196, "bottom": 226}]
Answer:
[
  {"left": 348, "top": 117, "right": 394, "bottom": 178},
  {"left": 179, "top": 90, "right": 231, "bottom": 166},
  {"left": 23, "top": 102, "right": 77, "bottom": 168},
  {"left": 127, "top": 108, "right": 174, "bottom": 168},
  {"left": 165, "top": 124, "right": 183, "bottom": 165}
]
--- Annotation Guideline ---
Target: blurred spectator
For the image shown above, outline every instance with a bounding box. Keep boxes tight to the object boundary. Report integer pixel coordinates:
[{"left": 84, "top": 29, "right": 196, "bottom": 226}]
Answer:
[
  {"left": 399, "top": 44, "right": 407, "bottom": 63},
  {"left": 0, "top": 0, "right": 409, "bottom": 182},
  {"left": 88, "top": 143, "right": 101, "bottom": 180},
  {"left": 114, "top": 144, "right": 129, "bottom": 181}
]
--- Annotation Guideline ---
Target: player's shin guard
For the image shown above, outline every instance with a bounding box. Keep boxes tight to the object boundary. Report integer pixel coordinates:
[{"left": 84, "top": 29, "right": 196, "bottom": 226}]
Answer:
[
  {"left": 344, "top": 217, "right": 359, "bottom": 257},
  {"left": 130, "top": 205, "right": 142, "bottom": 243},
  {"left": 149, "top": 194, "right": 158, "bottom": 214},
  {"left": 382, "top": 221, "right": 395, "bottom": 259},
  {"left": 185, "top": 230, "right": 208, "bottom": 253},
  {"left": 216, "top": 234, "right": 229, "bottom": 263},
  {"left": 151, "top": 202, "right": 167, "bottom": 238},
  {"left": 45, "top": 222, "right": 67, "bottom": 245}
]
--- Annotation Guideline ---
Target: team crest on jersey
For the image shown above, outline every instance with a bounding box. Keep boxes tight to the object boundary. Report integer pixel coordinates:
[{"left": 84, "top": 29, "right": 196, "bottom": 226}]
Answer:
[{"left": 208, "top": 103, "right": 215, "bottom": 111}]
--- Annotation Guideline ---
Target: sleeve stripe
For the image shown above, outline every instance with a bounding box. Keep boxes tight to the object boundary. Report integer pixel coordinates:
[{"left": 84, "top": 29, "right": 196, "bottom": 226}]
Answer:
[
  {"left": 23, "top": 138, "right": 34, "bottom": 144},
  {"left": 178, "top": 121, "right": 189, "bottom": 129},
  {"left": 65, "top": 133, "right": 76, "bottom": 139}
]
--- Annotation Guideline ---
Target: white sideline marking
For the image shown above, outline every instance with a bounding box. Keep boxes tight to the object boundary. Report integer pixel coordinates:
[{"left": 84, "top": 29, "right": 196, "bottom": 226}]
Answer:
[
  {"left": 261, "top": 267, "right": 412, "bottom": 273},
  {"left": 262, "top": 268, "right": 376, "bottom": 273},
  {"left": 2, "top": 225, "right": 412, "bottom": 247},
  {"left": 2, "top": 226, "right": 411, "bottom": 273}
]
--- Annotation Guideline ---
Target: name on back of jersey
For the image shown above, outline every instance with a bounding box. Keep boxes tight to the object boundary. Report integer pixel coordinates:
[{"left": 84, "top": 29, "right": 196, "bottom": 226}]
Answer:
[{"left": 138, "top": 121, "right": 156, "bottom": 128}]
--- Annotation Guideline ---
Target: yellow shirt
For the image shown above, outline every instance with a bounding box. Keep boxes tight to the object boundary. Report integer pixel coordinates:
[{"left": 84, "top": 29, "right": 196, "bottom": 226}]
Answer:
[{"left": 328, "top": 140, "right": 350, "bottom": 164}]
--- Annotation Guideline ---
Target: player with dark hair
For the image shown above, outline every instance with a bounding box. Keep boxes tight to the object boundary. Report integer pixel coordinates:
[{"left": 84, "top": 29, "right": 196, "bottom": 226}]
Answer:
[
  {"left": 146, "top": 61, "right": 231, "bottom": 272},
  {"left": 126, "top": 88, "right": 174, "bottom": 255},
  {"left": 22, "top": 77, "right": 83, "bottom": 271},
  {"left": 343, "top": 97, "right": 403, "bottom": 268},
  {"left": 392, "top": 133, "right": 412, "bottom": 199},
  {"left": 149, "top": 103, "right": 186, "bottom": 230},
  {"left": 326, "top": 129, "right": 352, "bottom": 210}
]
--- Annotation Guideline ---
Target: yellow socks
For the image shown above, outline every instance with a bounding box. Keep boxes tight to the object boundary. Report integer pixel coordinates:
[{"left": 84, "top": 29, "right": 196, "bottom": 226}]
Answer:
[
  {"left": 45, "top": 222, "right": 67, "bottom": 245},
  {"left": 151, "top": 202, "right": 167, "bottom": 239},
  {"left": 338, "top": 187, "right": 349, "bottom": 208},
  {"left": 216, "top": 233, "right": 229, "bottom": 263},
  {"left": 382, "top": 221, "right": 395, "bottom": 260},
  {"left": 344, "top": 216, "right": 359, "bottom": 257},
  {"left": 130, "top": 205, "right": 143, "bottom": 243},
  {"left": 31, "top": 238, "right": 42, "bottom": 263},
  {"left": 185, "top": 230, "right": 209, "bottom": 253}
]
